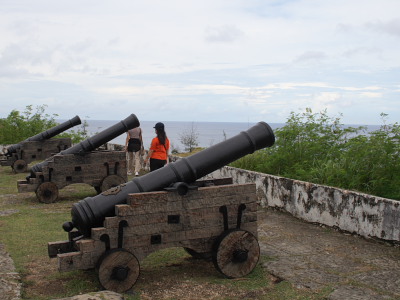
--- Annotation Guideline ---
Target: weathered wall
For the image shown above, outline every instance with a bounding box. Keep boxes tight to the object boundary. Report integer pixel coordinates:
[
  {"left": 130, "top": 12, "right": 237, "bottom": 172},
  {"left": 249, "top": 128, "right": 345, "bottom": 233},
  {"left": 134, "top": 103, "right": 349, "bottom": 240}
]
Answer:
[
  {"left": 120, "top": 151, "right": 400, "bottom": 242},
  {"left": 201, "top": 165, "right": 400, "bottom": 242}
]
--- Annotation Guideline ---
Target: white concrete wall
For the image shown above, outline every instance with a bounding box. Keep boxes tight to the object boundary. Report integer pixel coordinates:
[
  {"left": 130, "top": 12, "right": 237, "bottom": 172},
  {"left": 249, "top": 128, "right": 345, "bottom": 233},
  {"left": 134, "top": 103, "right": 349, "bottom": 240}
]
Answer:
[{"left": 202, "top": 165, "right": 400, "bottom": 242}]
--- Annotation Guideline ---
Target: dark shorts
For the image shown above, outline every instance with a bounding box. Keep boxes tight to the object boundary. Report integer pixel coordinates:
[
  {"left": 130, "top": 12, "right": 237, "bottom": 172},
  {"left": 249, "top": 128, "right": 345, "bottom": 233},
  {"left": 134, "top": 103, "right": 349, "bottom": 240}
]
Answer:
[{"left": 150, "top": 158, "right": 167, "bottom": 172}]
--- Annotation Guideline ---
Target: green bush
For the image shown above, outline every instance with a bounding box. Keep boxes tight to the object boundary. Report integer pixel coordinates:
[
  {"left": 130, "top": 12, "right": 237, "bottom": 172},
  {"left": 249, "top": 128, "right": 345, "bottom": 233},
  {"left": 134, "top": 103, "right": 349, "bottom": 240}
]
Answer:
[
  {"left": 58, "top": 119, "right": 90, "bottom": 144},
  {"left": 0, "top": 105, "right": 88, "bottom": 145},
  {"left": 0, "top": 105, "right": 59, "bottom": 144},
  {"left": 231, "top": 109, "right": 400, "bottom": 200}
]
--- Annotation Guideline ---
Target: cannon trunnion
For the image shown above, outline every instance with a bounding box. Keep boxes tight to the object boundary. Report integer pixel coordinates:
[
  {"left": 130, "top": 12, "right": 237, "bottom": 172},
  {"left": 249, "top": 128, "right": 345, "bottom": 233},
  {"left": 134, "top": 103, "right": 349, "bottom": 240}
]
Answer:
[{"left": 48, "top": 179, "right": 260, "bottom": 293}]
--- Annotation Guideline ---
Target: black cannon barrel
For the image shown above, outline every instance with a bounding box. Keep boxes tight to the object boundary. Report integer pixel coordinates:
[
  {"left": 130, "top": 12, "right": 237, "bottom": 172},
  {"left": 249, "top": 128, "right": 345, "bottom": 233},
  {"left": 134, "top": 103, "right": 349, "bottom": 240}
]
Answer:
[
  {"left": 29, "top": 114, "right": 140, "bottom": 176},
  {"left": 63, "top": 121, "right": 275, "bottom": 237},
  {"left": 5, "top": 115, "right": 82, "bottom": 155}
]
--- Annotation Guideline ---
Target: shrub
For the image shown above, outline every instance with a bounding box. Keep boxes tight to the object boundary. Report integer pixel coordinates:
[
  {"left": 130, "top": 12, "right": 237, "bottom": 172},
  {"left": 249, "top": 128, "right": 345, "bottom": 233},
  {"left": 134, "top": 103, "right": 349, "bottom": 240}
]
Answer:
[
  {"left": 231, "top": 109, "right": 400, "bottom": 200},
  {"left": 0, "top": 105, "right": 59, "bottom": 144},
  {"left": 0, "top": 105, "right": 88, "bottom": 145},
  {"left": 179, "top": 122, "right": 199, "bottom": 152}
]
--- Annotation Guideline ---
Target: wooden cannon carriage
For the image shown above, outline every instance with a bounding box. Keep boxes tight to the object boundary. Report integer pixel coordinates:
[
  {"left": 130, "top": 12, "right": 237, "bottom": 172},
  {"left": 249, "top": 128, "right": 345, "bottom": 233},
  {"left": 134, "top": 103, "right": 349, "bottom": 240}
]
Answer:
[
  {"left": 17, "top": 150, "right": 128, "bottom": 203},
  {"left": 1, "top": 116, "right": 81, "bottom": 173},
  {"left": 17, "top": 114, "right": 140, "bottom": 203},
  {"left": 45, "top": 121, "right": 275, "bottom": 292},
  {"left": 1, "top": 138, "right": 72, "bottom": 173},
  {"left": 48, "top": 178, "right": 260, "bottom": 292}
]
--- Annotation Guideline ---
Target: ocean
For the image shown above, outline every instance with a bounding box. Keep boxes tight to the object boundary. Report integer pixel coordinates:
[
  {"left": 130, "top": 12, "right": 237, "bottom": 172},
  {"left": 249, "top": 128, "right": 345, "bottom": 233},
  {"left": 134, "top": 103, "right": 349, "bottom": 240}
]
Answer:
[
  {"left": 78, "top": 120, "right": 284, "bottom": 151},
  {"left": 63, "top": 119, "right": 381, "bottom": 151}
]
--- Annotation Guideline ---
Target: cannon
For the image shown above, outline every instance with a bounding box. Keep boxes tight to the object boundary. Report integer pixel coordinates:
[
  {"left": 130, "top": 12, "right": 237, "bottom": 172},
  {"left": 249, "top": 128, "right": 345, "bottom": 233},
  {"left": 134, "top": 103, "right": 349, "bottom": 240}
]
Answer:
[
  {"left": 0, "top": 116, "right": 81, "bottom": 172},
  {"left": 48, "top": 122, "right": 275, "bottom": 292},
  {"left": 17, "top": 114, "right": 140, "bottom": 203}
]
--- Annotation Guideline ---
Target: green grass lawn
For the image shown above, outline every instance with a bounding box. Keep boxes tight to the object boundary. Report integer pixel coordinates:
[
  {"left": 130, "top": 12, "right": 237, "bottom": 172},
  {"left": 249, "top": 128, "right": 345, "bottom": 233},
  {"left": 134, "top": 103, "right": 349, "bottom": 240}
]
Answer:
[{"left": 0, "top": 163, "right": 331, "bottom": 300}]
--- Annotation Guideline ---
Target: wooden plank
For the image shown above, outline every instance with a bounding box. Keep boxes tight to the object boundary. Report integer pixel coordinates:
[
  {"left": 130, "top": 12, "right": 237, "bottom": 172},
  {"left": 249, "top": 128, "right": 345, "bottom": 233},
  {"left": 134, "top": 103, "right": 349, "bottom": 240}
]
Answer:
[
  {"left": 118, "top": 200, "right": 184, "bottom": 216},
  {"left": 54, "top": 182, "right": 259, "bottom": 274},
  {"left": 48, "top": 240, "right": 73, "bottom": 258},
  {"left": 116, "top": 204, "right": 256, "bottom": 228}
]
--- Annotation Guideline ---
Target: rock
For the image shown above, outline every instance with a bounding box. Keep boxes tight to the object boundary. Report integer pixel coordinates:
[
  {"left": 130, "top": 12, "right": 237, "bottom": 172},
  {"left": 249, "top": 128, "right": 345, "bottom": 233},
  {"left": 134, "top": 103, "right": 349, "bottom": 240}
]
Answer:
[
  {"left": 55, "top": 290, "right": 125, "bottom": 300},
  {"left": 0, "top": 244, "right": 21, "bottom": 300}
]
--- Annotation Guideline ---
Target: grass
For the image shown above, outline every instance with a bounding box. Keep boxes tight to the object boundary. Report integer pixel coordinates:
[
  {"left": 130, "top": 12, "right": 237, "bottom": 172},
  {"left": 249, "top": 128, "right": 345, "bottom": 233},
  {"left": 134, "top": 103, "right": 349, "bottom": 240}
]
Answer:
[
  {"left": 0, "top": 161, "right": 331, "bottom": 299},
  {"left": 0, "top": 167, "right": 27, "bottom": 194},
  {"left": 173, "top": 147, "right": 204, "bottom": 157}
]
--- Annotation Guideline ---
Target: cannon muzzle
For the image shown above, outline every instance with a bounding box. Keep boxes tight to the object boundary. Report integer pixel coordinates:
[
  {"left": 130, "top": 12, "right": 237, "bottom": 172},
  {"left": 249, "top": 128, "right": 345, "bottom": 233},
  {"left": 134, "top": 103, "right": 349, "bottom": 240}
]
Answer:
[
  {"left": 29, "top": 114, "right": 140, "bottom": 176},
  {"left": 5, "top": 115, "right": 81, "bottom": 156},
  {"left": 63, "top": 121, "right": 275, "bottom": 237}
]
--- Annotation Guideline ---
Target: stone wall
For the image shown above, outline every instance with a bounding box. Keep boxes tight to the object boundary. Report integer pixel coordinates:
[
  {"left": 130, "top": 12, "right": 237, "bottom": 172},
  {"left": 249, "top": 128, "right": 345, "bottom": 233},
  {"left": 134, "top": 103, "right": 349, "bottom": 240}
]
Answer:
[
  {"left": 118, "top": 150, "right": 400, "bottom": 243},
  {"left": 201, "top": 165, "right": 400, "bottom": 243}
]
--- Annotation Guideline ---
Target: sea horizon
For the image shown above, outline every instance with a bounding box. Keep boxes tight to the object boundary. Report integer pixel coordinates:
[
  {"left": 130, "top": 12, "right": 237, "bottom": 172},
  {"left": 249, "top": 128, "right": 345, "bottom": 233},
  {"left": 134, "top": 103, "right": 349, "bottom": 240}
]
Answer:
[{"left": 59, "top": 119, "right": 381, "bottom": 151}]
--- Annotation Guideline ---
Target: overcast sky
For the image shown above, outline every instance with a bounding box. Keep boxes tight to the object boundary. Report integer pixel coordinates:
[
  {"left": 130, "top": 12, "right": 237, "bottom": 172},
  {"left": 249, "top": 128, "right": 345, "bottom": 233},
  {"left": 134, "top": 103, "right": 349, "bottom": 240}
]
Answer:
[{"left": 0, "top": 0, "right": 399, "bottom": 125}]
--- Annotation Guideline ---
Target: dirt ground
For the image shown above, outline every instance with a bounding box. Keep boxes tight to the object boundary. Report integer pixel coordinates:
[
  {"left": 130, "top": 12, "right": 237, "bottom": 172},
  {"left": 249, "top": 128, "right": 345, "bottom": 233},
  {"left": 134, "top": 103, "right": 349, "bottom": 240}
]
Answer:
[
  {"left": 1, "top": 208, "right": 400, "bottom": 300},
  {"left": 258, "top": 209, "right": 400, "bottom": 300}
]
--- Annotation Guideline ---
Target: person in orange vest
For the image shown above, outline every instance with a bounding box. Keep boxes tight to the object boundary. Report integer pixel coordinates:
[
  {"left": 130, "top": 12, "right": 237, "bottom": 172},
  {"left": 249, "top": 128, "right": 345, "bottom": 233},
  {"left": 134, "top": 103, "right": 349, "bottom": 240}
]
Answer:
[{"left": 144, "top": 122, "right": 170, "bottom": 171}]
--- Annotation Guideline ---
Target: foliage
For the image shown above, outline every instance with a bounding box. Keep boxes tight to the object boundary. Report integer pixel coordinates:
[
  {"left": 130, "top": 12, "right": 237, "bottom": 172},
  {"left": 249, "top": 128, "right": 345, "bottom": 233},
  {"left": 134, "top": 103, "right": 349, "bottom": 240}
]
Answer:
[
  {"left": 231, "top": 109, "right": 400, "bottom": 200},
  {"left": 0, "top": 105, "right": 59, "bottom": 144},
  {"left": 58, "top": 119, "right": 90, "bottom": 143},
  {"left": 169, "top": 142, "right": 181, "bottom": 154},
  {"left": 179, "top": 122, "right": 199, "bottom": 152},
  {"left": 0, "top": 105, "right": 88, "bottom": 145}
]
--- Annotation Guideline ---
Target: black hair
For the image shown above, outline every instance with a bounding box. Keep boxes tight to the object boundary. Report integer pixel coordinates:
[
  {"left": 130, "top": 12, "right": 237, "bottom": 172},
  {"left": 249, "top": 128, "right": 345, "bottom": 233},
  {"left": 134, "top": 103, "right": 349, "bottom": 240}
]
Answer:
[{"left": 156, "top": 128, "right": 167, "bottom": 145}]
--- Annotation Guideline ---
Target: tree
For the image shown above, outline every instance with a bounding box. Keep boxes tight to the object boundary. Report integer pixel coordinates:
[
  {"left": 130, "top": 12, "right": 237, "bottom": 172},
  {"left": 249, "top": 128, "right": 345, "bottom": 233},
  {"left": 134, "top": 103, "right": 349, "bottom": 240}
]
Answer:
[
  {"left": 0, "top": 105, "right": 59, "bottom": 144},
  {"left": 179, "top": 122, "right": 199, "bottom": 152},
  {"left": 231, "top": 108, "right": 400, "bottom": 200},
  {"left": 58, "top": 118, "right": 90, "bottom": 143},
  {"left": 0, "top": 105, "right": 88, "bottom": 145}
]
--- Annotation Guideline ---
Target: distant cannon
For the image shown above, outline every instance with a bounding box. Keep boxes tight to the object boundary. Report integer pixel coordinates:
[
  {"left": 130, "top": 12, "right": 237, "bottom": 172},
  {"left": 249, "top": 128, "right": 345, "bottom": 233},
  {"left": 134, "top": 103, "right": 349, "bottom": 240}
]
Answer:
[
  {"left": 18, "top": 114, "right": 140, "bottom": 203},
  {"left": 48, "top": 122, "right": 275, "bottom": 292},
  {"left": 1, "top": 116, "right": 81, "bottom": 173}
]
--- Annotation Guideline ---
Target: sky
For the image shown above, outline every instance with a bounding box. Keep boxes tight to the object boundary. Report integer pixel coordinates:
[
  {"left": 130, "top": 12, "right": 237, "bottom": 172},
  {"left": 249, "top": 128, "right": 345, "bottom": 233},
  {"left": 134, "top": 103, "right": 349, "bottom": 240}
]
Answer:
[{"left": 0, "top": 0, "right": 399, "bottom": 125}]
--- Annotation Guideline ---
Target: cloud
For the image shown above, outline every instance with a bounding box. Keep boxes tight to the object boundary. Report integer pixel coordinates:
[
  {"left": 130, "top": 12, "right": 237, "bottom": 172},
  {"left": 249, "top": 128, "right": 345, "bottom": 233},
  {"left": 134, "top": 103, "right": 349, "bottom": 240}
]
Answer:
[
  {"left": 205, "top": 25, "right": 244, "bottom": 43},
  {"left": 315, "top": 92, "right": 341, "bottom": 104},
  {"left": 94, "top": 85, "right": 178, "bottom": 97},
  {"left": 1, "top": 0, "right": 400, "bottom": 125},
  {"left": 342, "top": 47, "right": 382, "bottom": 59},
  {"left": 339, "top": 86, "right": 382, "bottom": 91},
  {"left": 360, "top": 92, "right": 382, "bottom": 98},
  {"left": 365, "top": 18, "right": 400, "bottom": 38},
  {"left": 294, "top": 51, "right": 328, "bottom": 63}
]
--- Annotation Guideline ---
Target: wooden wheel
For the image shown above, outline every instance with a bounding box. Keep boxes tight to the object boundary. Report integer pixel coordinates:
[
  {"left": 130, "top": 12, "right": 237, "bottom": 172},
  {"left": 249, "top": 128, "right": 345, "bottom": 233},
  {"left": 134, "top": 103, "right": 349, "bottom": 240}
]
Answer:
[
  {"left": 100, "top": 175, "right": 126, "bottom": 192},
  {"left": 13, "top": 159, "right": 27, "bottom": 173},
  {"left": 94, "top": 186, "right": 102, "bottom": 194},
  {"left": 212, "top": 229, "right": 260, "bottom": 278},
  {"left": 36, "top": 182, "right": 59, "bottom": 203},
  {"left": 97, "top": 248, "right": 140, "bottom": 293}
]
